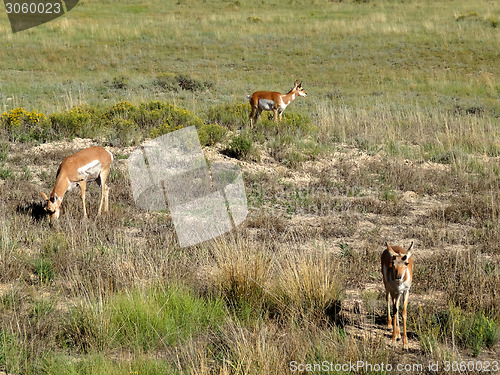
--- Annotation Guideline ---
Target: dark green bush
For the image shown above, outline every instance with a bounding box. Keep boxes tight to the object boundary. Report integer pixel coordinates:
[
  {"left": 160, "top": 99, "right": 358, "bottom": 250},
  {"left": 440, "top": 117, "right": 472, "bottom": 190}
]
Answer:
[
  {"left": 225, "top": 134, "right": 255, "bottom": 160},
  {"left": 153, "top": 73, "right": 212, "bottom": 92},
  {"left": 198, "top": 123, "right": 227, "bottom": 146}
]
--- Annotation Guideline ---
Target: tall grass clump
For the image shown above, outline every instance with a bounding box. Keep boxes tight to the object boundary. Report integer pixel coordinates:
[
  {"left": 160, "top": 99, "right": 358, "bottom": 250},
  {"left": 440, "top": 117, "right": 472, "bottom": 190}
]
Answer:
[
  {"left": 415, "top": 305, "right": 499, "bottom": 356},
  {"left": 61, "top": 284, "right": 225, "bottom": 353},
  {"left": 206, "top": 238, "right": 272, "bottom": 318},
  {"left": 271, "top": 250, "right": 343, "bottom": 324},
  {"left": 108, "top": 285, "right": 225, "bottom": 350}
]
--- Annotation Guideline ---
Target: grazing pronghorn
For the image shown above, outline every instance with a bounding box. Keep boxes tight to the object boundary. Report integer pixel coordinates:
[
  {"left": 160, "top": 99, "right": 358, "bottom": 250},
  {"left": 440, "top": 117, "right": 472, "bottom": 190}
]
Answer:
[
  {"left": 381, "top": 242, "right": 414, "bottom": 350},
  {"left": 40, "top": 146, "right": 113, "bottom": 224},
  {"left": 248, "top": 80, "right": 307, "bottom": 126}
]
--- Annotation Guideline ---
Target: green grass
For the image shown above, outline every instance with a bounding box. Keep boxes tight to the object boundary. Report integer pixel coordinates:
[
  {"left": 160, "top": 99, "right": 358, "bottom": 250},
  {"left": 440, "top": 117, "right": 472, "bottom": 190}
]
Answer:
[
  {"left": 1, "top": 0, "right": 498, "bottom": 115},
  {"left": 62, "top": 284, "right": 225, "bottom": 353}
]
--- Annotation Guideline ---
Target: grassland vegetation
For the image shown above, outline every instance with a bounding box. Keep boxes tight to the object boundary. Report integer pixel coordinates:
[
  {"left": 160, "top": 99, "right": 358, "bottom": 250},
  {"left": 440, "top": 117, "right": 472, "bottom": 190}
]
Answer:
[{"left": 0, "top": 0, "right": 499, "bottom": 373}]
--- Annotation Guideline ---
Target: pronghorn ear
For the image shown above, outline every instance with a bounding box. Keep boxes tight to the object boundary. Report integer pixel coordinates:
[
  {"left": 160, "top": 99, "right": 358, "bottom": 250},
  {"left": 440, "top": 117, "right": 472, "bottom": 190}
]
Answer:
[
  {"left": 406, "top": 251, "right": 413, "bottom": 260},
  {"left": 407, "top": 241, "right": 414, "bottom": 251},
  {"left": 40, "top": 192, "right": 48, "bottom": 201},
  {"left": 386, "top": 242, "right": 397, "bottom": 256},
  {"left": 294, "top": 79, "right": 299, "bottom": 87}
]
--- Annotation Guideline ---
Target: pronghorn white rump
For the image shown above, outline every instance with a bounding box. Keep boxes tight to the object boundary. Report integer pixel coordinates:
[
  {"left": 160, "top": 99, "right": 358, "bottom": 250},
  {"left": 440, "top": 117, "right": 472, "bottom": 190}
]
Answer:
[
  {"left": 248, "top": 80, "right": 307, "bottom": 126},
  {"left": 381, "top": 242, "right": 414, "bottom": 349},
  {"left": 40, "top": 146, "right": 113, "bottom": 224}
]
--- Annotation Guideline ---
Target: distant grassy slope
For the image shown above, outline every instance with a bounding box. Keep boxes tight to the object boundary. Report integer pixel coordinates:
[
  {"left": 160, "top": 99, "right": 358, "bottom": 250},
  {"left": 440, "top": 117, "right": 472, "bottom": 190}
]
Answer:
[{"left": 1, "top": 0, "right": 498, "bottom": 115}]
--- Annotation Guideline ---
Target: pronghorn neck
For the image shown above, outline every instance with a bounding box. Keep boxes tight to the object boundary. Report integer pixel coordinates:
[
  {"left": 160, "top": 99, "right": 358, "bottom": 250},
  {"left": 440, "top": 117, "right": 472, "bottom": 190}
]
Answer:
[
  {"left": 281, "top": 90, "right": 297, "bottom": 106},
  {"left": 51, "top": 171, "right": 70, "bottom": 202}
]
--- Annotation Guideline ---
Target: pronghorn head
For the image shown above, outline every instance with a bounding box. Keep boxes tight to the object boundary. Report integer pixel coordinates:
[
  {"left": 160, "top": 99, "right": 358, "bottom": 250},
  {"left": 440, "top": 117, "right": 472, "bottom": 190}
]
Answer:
[
  {"left": 293, "top": 80, "right": 307, "bottom": 97},
  {"left": 40, "top": 192, "right": 61, "bottom": 224},
  {"left": 386, "top": 242, "right": 413, "bottom": 283}
]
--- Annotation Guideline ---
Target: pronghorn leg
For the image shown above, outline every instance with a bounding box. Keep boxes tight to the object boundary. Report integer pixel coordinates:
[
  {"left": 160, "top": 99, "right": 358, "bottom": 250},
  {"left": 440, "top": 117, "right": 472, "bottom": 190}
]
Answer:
[
  {"left": 273, "top": 109, "right": 278, "bottom": 122},
  {"left": 392, "top": 295, "right": 401, "bottom": 346},
  {"left": 249, "top": 106, "right": 257, "bottom": 126},
  {"left": 97, "top": 169, "right": 110, "bottom": 215},
  {"left": 278, "top": 111, "right": 283, "bottom": 122},
  {"left": 79, "top": 180, "right": 87, "bottom": 218},
  {"left": 104, "top": 184, "right": 109, "bottom": 212},
  {"left": 402, "top": 290, "right": 410, "bottom": 350},
  {"left": 386, "top": 291, "right": 392, "bottom": 329}
]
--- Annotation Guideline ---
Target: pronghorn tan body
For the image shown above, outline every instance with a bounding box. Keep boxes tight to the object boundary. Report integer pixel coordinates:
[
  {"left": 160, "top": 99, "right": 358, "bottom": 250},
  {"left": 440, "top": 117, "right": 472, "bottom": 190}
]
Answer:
[
  {"left": 40, "top": 146, "right": 113, "bottom": 224},
  {"left": 248, "top": 80, "right": 307, "bottom": 126},
  {"left": 381, "top": 242, "right": 413, "bottom": 349}
]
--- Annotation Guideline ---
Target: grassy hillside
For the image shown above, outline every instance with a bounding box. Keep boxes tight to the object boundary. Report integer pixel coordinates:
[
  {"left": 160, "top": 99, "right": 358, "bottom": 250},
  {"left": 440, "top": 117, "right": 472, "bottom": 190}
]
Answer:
[
  {"left": 0, "top": 0, "right": 499, "bottom": 374},
  {"left": 1, "top": 0, "right": 498, "bottom": 112}
]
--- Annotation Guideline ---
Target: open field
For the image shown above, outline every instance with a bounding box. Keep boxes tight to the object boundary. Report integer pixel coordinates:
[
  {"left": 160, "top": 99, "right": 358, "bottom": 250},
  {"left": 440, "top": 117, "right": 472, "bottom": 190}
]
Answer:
[{"left": 0, "top": 0, "right": 499, "bottom": 374}]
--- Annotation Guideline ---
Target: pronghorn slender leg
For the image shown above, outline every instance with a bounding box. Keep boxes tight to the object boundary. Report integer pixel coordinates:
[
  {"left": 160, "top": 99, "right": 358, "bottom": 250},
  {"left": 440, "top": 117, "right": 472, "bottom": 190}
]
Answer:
[
  {"left": 386, "top": 291, "right": 392, "bottom": 329},
  {"left": 392, "top": 294, "right": 401, "bottom": 346},
  {"left": 104, "top": 184, "right": 110, "bottom": 212},
  {"left": 273, "top": 108, "right": 278, "bottom": 122},
  {"left": 79, "top": 180, "right": 87, "bottom": 218},
  {"left": 402, "top": 290, "right": 410, "bottom": 349},
  {"left": 249, "top": 107, "right": 257, "bottom": 127},
  {"left": 279, "top": 112, "right": 283, "bottom": 122},
  {"left": 97, "top": 169, "right": 110, "bottom": 215}
]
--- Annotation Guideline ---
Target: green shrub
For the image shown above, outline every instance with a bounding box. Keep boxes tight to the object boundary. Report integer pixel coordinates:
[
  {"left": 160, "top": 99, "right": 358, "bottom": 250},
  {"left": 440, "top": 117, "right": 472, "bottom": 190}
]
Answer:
[
  {"left": 1, "top": 108, "right": 49, "bottom": 141},
  {"left": 198, "top": 123, "right": 227, "bottom": 146},
  {"left": 205, "top": 102, "right": 250, "bottom": 129},
  {"left": 105, "top": 117, "right": 141, "bottom": 146},
  {"left": 225, "top": 134, "right": 255, "bottom": 160},
  {"left": 176, "top": 74, "right": 212, "bottom": 91},
  {"left": 49, "top": 105, "right": 101, "bottom": 139},
  {"left": 103, "top": 100, "right": 136, "bottom": 121},
  {"left": 153, "top": 73, "right": 179, "bottom": 91},
  {"left": 153, "top": 73, "right": 212, "bottom": 92},
  {"left": 417, "top": 306, "right": 499, "bottom": 356},
  {"left": 135, "top": 101, "right": 203, "bottom": 136},
  {"left": 253, "top": 111, "right": 313, "bottom": 140}
]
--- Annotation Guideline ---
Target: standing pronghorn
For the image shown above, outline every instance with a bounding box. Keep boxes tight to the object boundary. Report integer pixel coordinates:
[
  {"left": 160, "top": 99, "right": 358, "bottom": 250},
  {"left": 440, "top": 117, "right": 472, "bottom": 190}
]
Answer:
[
  {"left": 381, "top": 242, "right": 414, "bottom": 349},
  {"left": 248, "top": 80, "right": 307, "bottom": 126},
  {"left": 40, "top": 146, "right": 113, "bottom": 224}
]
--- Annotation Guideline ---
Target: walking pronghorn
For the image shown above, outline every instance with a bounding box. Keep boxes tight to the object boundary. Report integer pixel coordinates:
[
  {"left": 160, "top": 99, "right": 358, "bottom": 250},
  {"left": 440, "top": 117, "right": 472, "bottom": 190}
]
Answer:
[
  {"left": 381, "top": 242, "right": 414, "bottom": 349},
  {"left": 248, "top": 80, "right": 307, "bottom": 127},
  {"left": 40, "top": 146, "right": 113, "bottom": 224}
]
